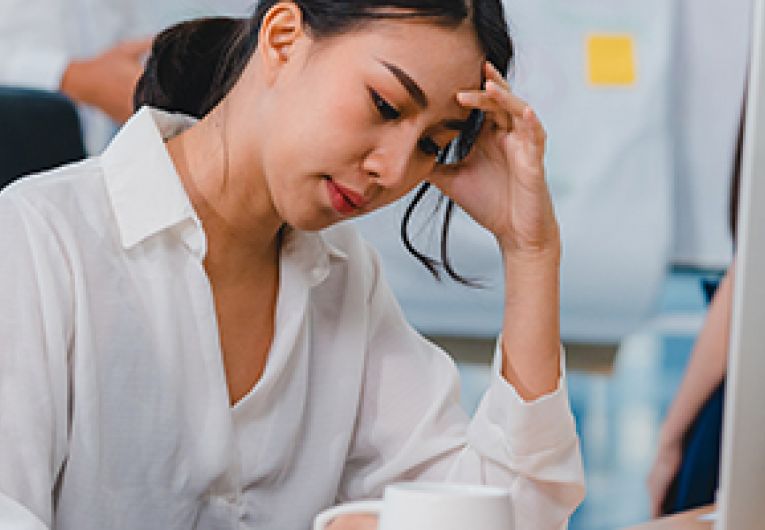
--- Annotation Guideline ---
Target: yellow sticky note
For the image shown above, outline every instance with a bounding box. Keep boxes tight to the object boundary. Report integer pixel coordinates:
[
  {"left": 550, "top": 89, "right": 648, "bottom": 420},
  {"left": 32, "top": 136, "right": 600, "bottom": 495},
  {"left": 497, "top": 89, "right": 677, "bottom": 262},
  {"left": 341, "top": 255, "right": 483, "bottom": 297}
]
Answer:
[{"left": 586, "top": 34, "right": 637, "bottom": 86}]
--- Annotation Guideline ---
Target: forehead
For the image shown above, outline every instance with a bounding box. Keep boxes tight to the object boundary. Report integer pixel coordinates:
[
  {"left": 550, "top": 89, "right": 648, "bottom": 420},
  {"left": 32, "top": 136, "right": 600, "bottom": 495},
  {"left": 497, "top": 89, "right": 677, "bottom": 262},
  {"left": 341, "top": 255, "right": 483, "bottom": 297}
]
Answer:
[{"left": 317, "top": 19, "right": 485, "bottom": 97}]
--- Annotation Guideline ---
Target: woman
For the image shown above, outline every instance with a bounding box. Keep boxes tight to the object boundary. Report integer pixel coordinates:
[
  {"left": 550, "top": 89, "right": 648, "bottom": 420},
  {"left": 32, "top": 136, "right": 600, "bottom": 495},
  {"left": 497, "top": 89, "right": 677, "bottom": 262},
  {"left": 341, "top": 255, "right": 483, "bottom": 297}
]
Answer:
[
  {"left": 647, "top": 263, "right": 733, "bottom": 517},
  {"left": 647, "top": 108, "right": 744, "bottom": 518},
  {"left": 0, "top": 1, "right": 585, "bottom": 529}
]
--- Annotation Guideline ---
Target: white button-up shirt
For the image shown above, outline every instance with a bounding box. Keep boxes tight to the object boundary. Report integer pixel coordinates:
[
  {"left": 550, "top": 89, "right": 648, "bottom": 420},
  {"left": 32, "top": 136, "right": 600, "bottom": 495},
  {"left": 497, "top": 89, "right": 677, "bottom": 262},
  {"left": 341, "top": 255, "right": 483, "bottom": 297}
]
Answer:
[{"left": 0, "top": 107, "right": 584, "bottom": 530}]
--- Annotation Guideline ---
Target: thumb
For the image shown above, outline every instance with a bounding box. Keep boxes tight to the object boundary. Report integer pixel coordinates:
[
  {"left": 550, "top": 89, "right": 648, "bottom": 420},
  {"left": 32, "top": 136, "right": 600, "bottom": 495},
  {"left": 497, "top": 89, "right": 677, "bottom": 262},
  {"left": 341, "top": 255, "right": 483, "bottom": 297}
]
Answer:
[{"left": 427, "top": 163, "right": 461, "bottom": 197}]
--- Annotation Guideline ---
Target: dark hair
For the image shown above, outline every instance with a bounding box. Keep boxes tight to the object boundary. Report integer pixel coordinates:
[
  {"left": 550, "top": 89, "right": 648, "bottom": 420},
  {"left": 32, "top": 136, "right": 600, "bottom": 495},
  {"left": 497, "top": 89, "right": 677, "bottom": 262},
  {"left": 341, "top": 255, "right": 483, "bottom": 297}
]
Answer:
[
  {"left": 730, "top": 101, "right": 745, "bottom": 246},
  {"left": 134, "top": 0, "right": 514, "bottom": 284}
]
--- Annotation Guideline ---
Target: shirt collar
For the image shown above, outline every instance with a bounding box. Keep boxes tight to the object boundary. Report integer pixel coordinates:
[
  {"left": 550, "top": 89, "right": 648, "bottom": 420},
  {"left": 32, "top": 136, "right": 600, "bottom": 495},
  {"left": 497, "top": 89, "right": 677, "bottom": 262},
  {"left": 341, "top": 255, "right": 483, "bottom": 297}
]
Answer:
[
  {"left": 281, "top": 227, "right": 348, "bottom": 287},
  {"left": 100, "top": 106, "right": 204, "bottom": 256},
  {"left": 100, "top": 106, "right": 348, "bottom": 282}
]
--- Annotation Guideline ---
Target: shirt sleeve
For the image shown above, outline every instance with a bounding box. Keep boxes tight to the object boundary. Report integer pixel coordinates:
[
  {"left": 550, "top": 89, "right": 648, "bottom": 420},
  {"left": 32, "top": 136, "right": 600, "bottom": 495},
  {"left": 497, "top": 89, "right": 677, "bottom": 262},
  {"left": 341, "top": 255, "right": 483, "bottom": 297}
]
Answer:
[
  {"left": 0, "top": 0, "right": 70, "bottom": 89},
  {"left": 336, "top": 244, "right": 585, "bottom": 530},
  {"left": 0, "top": 190, "right": 72, "bottom": 528}
]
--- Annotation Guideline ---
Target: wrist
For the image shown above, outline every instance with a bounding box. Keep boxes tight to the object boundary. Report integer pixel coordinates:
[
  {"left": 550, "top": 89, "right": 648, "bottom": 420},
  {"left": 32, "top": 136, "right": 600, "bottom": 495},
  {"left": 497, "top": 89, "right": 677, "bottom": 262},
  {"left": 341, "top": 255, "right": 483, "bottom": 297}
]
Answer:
[{"left": 500, "top": 241, "right": 561, "bottom": 275}]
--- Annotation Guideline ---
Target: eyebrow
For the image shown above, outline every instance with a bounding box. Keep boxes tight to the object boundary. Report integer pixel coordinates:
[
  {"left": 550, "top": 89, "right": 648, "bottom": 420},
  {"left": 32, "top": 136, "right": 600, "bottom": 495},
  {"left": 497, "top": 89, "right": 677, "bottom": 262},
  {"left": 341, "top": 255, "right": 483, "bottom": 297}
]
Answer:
[
  {"left": 378, "top": 60, "right": 472, "bottom": 132},
  {"left": 380, "top": 60, "right": 429, "bottom": 108}
]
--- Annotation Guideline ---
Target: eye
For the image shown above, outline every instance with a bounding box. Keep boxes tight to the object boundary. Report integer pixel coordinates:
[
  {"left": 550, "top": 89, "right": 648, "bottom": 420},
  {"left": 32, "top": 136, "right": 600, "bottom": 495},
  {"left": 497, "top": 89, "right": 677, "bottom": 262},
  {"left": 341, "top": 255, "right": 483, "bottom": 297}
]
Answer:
[
  {"left": 368, "top": 88, "right": 400, "bottom": 120},
  {"left": 417, "top": 137, "right": 443, "bottom": 158}
]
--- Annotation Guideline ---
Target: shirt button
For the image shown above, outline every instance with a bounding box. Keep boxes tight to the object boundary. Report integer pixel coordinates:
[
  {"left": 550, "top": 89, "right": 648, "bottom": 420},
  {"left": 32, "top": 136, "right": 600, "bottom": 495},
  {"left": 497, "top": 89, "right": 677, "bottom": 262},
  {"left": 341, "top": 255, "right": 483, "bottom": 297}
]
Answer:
[
  {"left": 311, "top": 268, "right": 325, "bottom": 283},
  {"left": 207, "top": 492, "right": 238, "bottom": 506}
]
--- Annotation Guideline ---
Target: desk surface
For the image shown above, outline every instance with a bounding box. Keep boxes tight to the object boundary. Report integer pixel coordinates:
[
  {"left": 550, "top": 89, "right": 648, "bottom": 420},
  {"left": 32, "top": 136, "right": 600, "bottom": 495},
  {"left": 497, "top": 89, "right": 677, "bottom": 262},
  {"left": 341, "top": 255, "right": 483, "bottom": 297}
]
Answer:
[{"left": 622, "top": 506, "right": 714, "bottom": 529}]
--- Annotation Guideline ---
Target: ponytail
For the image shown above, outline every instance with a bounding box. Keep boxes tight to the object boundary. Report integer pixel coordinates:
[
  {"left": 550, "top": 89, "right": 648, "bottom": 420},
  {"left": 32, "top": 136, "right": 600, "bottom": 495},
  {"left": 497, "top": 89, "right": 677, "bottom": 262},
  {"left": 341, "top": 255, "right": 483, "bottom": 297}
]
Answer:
[{"left": 133, "top": 17, "right": 256, "bottom": 118}]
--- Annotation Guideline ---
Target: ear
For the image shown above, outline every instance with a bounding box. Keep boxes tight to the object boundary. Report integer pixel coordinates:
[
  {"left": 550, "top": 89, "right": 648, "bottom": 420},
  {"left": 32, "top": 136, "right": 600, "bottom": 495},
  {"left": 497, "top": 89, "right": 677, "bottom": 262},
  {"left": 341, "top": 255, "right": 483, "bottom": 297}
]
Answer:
[{"left": 258, "top": 2, "right": 306, "bottom": 83}]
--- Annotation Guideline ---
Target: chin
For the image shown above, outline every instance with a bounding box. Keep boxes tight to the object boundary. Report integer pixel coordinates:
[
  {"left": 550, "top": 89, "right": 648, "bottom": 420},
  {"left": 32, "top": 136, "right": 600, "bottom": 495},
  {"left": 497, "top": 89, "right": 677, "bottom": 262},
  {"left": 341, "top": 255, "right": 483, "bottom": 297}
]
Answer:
[
  {"left": 282, "top": 208, "right": 338, "bottom": 232},
  {"left": 290, "top": 219, "right": 334, "bottom": 232}
]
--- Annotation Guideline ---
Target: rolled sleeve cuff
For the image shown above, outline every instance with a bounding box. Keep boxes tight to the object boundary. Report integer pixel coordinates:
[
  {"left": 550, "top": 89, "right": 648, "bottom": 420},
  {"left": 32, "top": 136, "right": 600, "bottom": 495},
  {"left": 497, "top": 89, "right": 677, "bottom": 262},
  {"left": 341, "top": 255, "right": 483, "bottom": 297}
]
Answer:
[{"left": 468, "top": 339, "right": 578, "bottom": 458}]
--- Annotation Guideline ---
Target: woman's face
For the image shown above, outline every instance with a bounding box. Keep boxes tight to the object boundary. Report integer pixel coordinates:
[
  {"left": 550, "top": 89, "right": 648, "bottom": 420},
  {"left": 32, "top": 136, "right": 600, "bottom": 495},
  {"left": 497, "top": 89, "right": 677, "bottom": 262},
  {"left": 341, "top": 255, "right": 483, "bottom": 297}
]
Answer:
[{"left": 241, "top": 12, "right": 485, "bottom": 231}]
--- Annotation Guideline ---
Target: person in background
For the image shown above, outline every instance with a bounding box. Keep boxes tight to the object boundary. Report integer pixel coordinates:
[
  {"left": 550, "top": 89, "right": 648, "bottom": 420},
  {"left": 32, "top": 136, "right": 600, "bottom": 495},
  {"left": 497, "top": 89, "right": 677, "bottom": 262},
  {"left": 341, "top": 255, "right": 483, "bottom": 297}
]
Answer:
[
  {"left": 647, "top": 263, "right": 733, "bottom": 517},
  {"left": 647, "top": 109, "right": 744, "bottom": 518},
  {"left": 0, "top": 0, "right": 253, "bottom": 153},
  {"left": 0, "top": 1, "right": 584, "bottom": 529},
  {"left": 0, "top": 0, "right": 152, "bottom": 152}
]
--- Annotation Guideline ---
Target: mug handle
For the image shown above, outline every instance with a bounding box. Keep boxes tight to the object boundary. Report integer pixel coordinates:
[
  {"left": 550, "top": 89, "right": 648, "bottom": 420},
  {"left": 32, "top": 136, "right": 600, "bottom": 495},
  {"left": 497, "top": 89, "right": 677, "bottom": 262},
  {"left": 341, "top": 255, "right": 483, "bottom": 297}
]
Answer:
[{"left": 313, "top": 500, "right": 383, "bottom": 530}]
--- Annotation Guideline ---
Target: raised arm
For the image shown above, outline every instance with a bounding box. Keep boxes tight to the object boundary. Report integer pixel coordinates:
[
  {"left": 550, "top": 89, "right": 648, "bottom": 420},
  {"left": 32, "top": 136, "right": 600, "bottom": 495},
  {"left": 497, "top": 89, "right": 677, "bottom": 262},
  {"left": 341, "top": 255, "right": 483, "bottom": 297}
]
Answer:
[
  {"left": 335, "top": 236, "right": 582, "bottom": 530},
  {"left": 432, "top": 62, "right": 562, "bottom": 400}
]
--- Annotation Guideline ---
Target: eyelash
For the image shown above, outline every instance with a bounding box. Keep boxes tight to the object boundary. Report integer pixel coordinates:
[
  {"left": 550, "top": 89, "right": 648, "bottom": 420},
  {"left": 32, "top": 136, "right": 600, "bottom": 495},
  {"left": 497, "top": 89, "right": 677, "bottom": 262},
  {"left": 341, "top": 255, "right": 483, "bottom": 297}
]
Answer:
[
  {"left": 369, "top": 88, "right": 400, "bottom": 120},
  {"left": 368, "top": 88, "right": 444, "bottom": 158}
]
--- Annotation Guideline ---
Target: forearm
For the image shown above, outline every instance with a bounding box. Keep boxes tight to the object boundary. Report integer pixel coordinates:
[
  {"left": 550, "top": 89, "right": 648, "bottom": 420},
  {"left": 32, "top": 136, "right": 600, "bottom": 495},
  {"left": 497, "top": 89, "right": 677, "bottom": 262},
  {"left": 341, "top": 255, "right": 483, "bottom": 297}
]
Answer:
[
  {"left": 660, "top": 266, "right": 734, "bottom": 446},
  {"left": 500, "top": 244, "right": 562, "bottom": 401}
]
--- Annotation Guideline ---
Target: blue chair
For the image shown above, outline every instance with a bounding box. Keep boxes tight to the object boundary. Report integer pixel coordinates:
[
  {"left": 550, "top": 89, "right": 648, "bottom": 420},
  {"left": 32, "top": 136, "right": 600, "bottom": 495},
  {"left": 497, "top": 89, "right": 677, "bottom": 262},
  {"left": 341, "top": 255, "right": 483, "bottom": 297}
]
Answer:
[{"left": 0, "top": 86, "right": 86, "bottom": 189}]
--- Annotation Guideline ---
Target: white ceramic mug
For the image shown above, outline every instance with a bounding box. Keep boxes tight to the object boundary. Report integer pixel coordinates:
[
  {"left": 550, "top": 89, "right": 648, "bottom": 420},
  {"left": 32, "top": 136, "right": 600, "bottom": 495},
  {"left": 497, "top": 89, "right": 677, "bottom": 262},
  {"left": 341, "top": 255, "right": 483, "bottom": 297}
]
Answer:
[{"left": 313, "top": 482, "right": 514, "bottom": 530}]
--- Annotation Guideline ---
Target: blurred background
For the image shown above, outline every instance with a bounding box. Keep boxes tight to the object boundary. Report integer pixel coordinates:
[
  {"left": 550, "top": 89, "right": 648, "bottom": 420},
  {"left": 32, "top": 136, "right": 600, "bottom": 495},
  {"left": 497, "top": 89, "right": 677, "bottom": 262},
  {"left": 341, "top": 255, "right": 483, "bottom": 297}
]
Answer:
[{"left": 0, "top": 0, "right": 752, "bottom": 528}]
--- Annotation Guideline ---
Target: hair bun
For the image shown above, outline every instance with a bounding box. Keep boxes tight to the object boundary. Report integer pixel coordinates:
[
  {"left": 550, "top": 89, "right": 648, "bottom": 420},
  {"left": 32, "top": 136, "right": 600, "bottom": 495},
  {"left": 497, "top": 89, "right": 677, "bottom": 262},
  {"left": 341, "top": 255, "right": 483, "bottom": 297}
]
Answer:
[{"left": 134, "top": 17, "right": 249, "bottom": 118}]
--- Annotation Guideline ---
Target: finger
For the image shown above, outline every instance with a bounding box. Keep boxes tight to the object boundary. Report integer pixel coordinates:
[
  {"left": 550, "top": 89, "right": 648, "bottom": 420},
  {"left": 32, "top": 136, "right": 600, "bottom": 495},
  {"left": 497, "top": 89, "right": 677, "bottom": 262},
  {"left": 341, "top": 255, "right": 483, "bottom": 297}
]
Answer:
[
  {"left": 458, "top": 91, "right": 543, "bottom": 148},
  {"left": 485, "top": 80, "right": 533, "bottom": 118},
  {"left": 458, "top": 86, "right": 527, "bottom": 118},
  {"left": 457, "top": 81, "right": 530, "bottom": 132},
  {"left": 485, "top": 84, "right": 544, "bottom": 142},
  {"left": 518, "top": 106, "right": 547, "bottom": 152},
  {"left": 484, "top": 61, "right": 510, "bottom": 89},
  {"left": 455, "top": 92, "right": 513, "bottom": 130}
]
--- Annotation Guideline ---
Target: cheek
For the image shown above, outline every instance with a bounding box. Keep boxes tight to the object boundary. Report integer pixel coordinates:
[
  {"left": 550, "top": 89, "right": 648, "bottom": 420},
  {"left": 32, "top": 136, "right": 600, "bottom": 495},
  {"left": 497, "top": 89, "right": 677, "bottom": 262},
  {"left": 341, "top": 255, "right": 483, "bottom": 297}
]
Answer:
[
  {"left": 274, "top": 105, "right": 368, "bottom": 175},
  {"left": 265, "top": 171, "right": 331, "bottom": 230},
  {"left": 297, "top": 83, "right": 373, "bottom": 162}
]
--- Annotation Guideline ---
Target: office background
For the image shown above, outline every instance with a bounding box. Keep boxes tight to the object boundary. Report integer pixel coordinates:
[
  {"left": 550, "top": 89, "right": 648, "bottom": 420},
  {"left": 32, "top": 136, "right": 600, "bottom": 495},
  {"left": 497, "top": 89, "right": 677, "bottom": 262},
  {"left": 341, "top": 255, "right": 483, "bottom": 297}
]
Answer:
[{"left": 0, "top": 0, "right": 752, "bottom": 528}]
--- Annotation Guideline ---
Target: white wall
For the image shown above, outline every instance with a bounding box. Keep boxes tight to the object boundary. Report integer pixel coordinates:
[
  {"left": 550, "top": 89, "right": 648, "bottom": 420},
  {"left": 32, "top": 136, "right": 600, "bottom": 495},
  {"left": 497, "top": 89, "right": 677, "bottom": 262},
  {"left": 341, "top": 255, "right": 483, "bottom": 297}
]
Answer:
[{"left": 671, "top": 0, "right": 750, "bottom": 267}]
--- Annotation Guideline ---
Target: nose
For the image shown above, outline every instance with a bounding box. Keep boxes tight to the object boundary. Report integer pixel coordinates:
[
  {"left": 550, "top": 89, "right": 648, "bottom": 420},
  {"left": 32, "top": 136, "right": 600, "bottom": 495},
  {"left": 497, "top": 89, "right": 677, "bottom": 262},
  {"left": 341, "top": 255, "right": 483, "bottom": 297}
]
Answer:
[{"left": 361, "top": 131, "right": 422, "bottom": 190}]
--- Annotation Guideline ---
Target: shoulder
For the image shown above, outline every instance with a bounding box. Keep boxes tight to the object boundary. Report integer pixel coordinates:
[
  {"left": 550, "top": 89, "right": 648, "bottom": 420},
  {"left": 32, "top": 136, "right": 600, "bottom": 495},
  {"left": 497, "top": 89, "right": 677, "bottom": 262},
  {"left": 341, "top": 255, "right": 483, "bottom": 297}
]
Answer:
[
  {"left": 0, "top": 157, "right": 122, "bottom": 274},
  {"left": 0, "top": 157, "right": 112, "bottom": 237},
  {"left": 2, "top": 157, "right": 102, "bottom": 207}
]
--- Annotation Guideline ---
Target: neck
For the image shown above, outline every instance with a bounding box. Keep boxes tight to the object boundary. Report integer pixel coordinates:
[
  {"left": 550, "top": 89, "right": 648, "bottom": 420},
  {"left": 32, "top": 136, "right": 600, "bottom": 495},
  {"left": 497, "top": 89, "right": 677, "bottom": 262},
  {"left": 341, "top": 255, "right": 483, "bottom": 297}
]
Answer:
[{"left": 165, "top": 102, "right": 282, "bottom": 280}]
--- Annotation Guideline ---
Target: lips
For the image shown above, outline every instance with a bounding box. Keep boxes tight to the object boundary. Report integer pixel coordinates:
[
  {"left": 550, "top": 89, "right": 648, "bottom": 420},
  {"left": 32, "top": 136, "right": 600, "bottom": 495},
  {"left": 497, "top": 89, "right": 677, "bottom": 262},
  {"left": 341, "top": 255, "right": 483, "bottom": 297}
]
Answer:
[{"left": 324, "top": 177, "right": 367, "bottom": 215}]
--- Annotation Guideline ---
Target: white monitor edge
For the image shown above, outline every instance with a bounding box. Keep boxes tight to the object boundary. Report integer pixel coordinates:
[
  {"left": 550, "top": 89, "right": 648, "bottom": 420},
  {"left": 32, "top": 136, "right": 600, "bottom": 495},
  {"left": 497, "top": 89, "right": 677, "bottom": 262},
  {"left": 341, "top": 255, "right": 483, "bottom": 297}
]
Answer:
[{"left": 717, "top": 0, "right": 765, "bottom": 527}]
